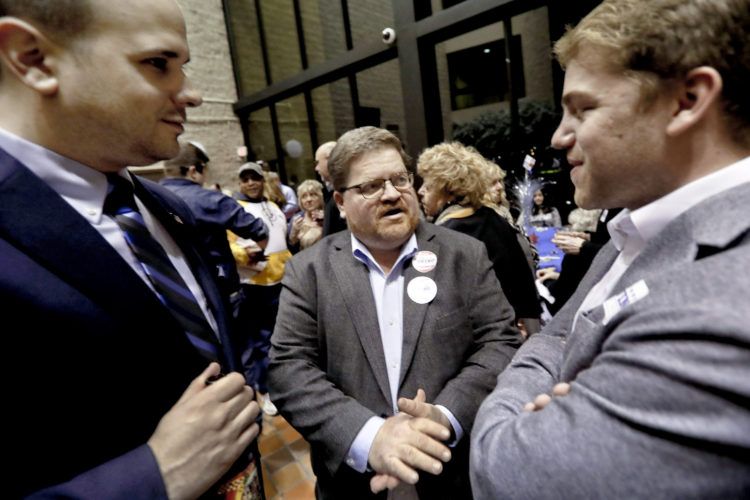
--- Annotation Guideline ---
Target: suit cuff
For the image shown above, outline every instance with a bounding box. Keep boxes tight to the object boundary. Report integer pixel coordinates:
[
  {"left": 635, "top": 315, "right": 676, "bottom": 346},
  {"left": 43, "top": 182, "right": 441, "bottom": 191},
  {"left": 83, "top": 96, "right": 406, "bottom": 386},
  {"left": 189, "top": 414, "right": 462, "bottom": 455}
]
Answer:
[
  {"left": 30, "top": 444, "right": 166, "bottom": 499},
  {"left": 435, "top": 405, "right": 463, "bottom": 447},
  {"left": 345, "top": 416, "right": 385, "bottom": 473}
]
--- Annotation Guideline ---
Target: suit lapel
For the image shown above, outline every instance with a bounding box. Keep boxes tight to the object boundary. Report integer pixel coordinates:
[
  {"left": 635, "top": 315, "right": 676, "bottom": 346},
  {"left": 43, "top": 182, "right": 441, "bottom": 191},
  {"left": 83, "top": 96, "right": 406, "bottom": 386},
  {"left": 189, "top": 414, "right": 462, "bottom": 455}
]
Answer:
[
  {"left": 133, "top": 177, "right": 233, "bottom": 367},
  {"left": 615, "top": 181, "right": 750, "bottom": 296},
  {"left": 563, "top": 182, "right": 750, "bottom": 377},
  {"left": 134, "top": 179, "right": 226, "bottom": 318},
  {"left": 0, "top": 151, "right": 176, "bottom": 335},
  {"left": 330, "top": 234, "right": 393, "bottom": 407},
  {"left": 399, "top": 223, "right": 437, "bottom": 388}
]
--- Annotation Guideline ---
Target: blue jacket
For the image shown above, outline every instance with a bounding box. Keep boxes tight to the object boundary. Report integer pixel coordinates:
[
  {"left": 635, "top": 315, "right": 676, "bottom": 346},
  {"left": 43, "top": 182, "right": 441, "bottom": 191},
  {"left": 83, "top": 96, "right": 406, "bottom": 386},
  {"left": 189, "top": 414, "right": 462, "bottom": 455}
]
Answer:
[
  {"left": 160, "top": 178, "right": 268, "bottom": 296},
  {"left": 1, "top": 147, "right": 245, "bottom": 498}
]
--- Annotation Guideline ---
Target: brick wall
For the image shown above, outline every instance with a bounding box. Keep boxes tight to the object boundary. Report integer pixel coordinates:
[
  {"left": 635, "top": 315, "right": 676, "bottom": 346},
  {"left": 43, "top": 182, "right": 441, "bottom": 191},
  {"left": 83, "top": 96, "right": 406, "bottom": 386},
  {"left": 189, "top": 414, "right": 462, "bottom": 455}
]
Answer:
[{"left": 175, "top": 0, "right": 245, "bottom": 191}]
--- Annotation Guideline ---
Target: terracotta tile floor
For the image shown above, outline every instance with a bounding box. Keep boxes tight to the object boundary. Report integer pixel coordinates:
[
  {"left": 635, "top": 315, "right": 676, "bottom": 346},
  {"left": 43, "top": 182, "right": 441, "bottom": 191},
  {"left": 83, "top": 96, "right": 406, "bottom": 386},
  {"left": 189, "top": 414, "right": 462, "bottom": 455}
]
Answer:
[{"left": 259, "top": 413, "right": 316, "bottom": 499}]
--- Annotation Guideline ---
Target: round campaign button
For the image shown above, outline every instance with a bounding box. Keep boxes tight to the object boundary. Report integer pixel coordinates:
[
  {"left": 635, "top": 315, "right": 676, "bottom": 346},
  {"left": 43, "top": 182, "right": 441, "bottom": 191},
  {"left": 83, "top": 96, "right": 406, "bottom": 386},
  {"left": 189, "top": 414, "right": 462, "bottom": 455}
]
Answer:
[
  {"left": 407, "top": 276, "right": 437, "bottom": 304},
  {"left": 412, "top": 250, "right": 437, "bottom": 273}
]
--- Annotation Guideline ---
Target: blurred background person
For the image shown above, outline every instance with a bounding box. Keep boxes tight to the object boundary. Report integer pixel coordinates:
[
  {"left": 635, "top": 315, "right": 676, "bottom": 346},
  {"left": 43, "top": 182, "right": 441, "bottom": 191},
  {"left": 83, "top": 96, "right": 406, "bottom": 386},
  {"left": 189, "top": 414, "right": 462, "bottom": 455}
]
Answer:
[
  {"left": 262, "top": 171, "right": 288, "bottom": 214},
  {"left": 161, "top": 141, "right": 268, "bottom": 304},
  {"left": 537, "top": 208, "right": 621, "bottom": 315},
  {"left": 418, "top": 142, "right": 541, "bottom": 336},
  {"left": 288, "top": 179, "right": 325, "bottom": 252},
  {"left": 265, "top": 169, "right": 299, "bottom": 221},
  {"left": 520, "top": 188, "right": 562, "bottom": 228},
  {"left": 482, "top": 160, "right": 538, "bottom": 274},
  {"left": 315, "top": 141, "right": 348, "bottom": 236},
  {"left": 231, "top": 162, "right": 292, "bottom": 416}
]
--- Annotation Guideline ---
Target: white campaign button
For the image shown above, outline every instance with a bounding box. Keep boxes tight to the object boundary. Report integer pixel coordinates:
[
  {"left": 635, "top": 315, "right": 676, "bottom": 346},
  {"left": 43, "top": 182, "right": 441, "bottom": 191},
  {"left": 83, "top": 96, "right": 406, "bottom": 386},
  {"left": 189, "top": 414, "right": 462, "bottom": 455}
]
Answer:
[
  {"left": 412, "top": 251, "right": 437, "bottom": 273},
  {"left": 407, "top": 276, "right": 437, "bottom": 304}
]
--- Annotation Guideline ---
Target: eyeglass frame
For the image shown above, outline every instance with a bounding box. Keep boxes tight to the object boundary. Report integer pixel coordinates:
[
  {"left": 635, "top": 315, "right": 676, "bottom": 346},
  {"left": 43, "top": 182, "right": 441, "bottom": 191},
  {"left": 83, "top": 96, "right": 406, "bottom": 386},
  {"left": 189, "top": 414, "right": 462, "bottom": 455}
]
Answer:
[{"left": 338, "top": 172, "right": 414, "bottom": 199}]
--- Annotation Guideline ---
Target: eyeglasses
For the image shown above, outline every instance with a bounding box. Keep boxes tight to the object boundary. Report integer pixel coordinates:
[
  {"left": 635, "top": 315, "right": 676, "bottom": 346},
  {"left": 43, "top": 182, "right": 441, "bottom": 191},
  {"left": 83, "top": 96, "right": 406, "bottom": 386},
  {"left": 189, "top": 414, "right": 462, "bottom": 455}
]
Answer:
[{"left": 339, "top": 172, "right": 414, "bottom": 199}]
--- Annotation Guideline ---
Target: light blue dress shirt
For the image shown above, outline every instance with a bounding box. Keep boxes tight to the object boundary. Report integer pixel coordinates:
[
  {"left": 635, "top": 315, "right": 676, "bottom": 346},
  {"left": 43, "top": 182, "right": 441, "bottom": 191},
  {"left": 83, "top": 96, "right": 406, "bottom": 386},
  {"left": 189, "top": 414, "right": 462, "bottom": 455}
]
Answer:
[{"left": 344, "top": 233, "right": 463, "bottom": 473}]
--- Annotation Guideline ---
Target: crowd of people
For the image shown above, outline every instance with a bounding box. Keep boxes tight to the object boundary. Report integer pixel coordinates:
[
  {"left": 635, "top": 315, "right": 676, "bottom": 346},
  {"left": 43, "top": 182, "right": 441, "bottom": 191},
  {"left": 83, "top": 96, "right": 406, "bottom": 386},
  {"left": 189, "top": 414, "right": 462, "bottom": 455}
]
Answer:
[{"left": 1, "top": 0, "right": 747, "bottom": 498}]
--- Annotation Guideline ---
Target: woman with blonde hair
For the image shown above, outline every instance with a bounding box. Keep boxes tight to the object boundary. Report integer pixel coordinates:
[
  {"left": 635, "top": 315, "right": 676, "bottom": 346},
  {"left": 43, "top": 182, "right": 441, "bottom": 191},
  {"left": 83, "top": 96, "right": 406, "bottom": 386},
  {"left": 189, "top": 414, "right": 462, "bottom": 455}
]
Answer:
[
  {"left": 263, "top": 171, "right": 288, "bottom": 209},
  {"left": 480, "top": 160, "right": 538, "bottom": 272},
  {"left": 418, "top": 142, "right": 541, "bottom": 335},
  {"left": 288, "top": 179, "right": 325, "bottom": 251}
]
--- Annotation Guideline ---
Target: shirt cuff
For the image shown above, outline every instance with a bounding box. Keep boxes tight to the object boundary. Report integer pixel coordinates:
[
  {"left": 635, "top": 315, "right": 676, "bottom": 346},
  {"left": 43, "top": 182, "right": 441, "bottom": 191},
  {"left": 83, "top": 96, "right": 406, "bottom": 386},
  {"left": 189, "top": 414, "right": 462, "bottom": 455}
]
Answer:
[
  {"left": 345, "top": 416, "right": 385, "bottom": 473},
  {"left": 435, "top": 405, "right": 463, "bottom": 447}
]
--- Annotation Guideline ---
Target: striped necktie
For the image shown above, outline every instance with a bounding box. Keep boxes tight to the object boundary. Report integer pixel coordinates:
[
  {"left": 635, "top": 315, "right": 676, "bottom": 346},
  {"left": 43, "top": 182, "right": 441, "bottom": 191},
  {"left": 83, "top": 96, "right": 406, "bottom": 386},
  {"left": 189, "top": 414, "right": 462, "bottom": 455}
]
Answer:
[{"left": 104, "top": 174, "right": 220, "bottom": 362}]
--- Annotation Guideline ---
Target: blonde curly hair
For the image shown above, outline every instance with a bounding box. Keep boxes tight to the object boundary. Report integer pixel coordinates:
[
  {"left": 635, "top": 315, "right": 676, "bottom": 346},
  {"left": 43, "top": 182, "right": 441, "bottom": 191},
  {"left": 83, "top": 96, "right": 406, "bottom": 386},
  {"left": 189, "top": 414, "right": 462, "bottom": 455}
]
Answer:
[{"left": 417, "top": 142, "right": 496, "bottom": 210}]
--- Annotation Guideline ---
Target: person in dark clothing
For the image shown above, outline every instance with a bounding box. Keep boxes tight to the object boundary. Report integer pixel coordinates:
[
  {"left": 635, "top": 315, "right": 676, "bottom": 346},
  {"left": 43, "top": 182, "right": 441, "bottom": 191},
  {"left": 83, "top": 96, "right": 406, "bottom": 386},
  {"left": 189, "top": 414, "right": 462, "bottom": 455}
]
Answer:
[
  {"left": 161, "top": 142, "right": 268, "bottom": 301},
  {"left": 418, "top": 142, "right": 541, "bottom": 335},
  {"left": 538, "top": 208, "right": 621, "bottom": 314},
  {"left": 315, "top": 141, "right": 348, "bottom": 236}
]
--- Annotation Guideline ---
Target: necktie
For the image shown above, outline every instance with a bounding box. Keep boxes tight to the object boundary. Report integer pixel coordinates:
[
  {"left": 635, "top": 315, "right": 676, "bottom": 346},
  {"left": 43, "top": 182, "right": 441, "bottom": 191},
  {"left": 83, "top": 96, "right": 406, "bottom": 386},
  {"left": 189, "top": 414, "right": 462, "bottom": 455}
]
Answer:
[{"left": 104, "top": 174, "right": 220, "bottom": 362}]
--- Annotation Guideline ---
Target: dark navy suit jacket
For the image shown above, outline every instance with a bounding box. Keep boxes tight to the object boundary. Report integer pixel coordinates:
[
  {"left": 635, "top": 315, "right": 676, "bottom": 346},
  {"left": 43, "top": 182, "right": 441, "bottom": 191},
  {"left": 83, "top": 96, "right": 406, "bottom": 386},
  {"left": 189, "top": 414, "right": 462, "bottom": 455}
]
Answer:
[{"left": 0, "top": 147, "right": 241, "bottom": 499}]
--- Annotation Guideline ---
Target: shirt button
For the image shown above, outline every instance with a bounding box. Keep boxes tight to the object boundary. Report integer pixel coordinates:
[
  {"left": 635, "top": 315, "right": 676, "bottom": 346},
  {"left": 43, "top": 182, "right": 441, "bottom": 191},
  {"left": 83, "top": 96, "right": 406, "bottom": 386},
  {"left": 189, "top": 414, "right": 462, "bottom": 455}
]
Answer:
[
  {"left": 88, "top": 209, "right": 97, "bottom": 216},
  {"left": 346, "top": 458, "right": 355, "bottom": 467}
]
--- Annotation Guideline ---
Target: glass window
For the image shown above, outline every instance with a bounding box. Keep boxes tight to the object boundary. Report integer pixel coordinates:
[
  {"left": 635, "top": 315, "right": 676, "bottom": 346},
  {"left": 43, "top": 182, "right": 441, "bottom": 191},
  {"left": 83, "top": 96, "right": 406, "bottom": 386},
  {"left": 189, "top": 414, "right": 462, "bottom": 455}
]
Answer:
[
  {"left": 259, "top": 0, "right": 303, "bottom": 83},
  {"left": 276, "top": 93, "right": 314, "bottom": 186},
  {"left": 246, "top": 107, "right": 276, "bottom": 166},
  {"left": 311, "top": 78, "right": 355, "bottom": 142},
  {"left": 447, "top": 36, "right": 525, "bottom": 111},
  {"left": 356, "top": 59, "right": 407, "bottom": 146},
  {"left": 300, "top": 0, "right": 348, "bottom": 66},
  {"left": 225, "top": 0, "right": 266, "bottom": 96},
  {"left": 442, "top": 0, "right": 467, "bottom": 9},
  {"left": 348, "top": 0, "right": 395, "bottom": 48}
]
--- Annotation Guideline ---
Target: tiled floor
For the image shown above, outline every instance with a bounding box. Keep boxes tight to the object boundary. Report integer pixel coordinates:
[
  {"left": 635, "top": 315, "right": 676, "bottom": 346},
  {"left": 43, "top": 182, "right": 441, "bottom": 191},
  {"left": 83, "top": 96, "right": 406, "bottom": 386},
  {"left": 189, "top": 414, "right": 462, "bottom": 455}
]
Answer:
[{"left": 258, "top": 413, "right": 316, "bottom": 499}]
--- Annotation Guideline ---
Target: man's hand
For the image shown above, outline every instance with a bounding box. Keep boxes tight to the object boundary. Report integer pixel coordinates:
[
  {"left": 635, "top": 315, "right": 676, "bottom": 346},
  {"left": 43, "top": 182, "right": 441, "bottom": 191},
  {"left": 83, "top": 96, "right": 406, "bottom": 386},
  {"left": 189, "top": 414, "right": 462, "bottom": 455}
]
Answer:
[
  {"left": 367, "top": 389, "right": 451, "bottom": 489},
  {"left": 369, "top": 389, "right": 453, "bottom": 493},
  {"left": 536, "top": 267, "right": 560, "bottom": 282},
  {"left": 396, "top": 389, "right": 452, "bottom": 432},
  {"left": 552, "top": 231, "right": 588, "bottom": 255},
  {"left": 148, "top": 363, "right": 260, "bottom": 500},
  {"left": 289, "top": 217, "right": 303, "bottom": 244},
  {"left": 523, "top": 382, "right": 571, "bottom": 412}
]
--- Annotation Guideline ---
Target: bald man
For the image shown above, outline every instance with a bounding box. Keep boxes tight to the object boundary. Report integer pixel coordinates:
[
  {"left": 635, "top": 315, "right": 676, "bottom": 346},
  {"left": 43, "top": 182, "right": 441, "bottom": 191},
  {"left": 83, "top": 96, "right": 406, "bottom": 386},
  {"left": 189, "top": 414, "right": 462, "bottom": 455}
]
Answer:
[
  {"left": 316, "top": 141, "right": 348, "bottom": 236},
  {"left": 0, "top": 0, "right": 260, "bottom": 497}
]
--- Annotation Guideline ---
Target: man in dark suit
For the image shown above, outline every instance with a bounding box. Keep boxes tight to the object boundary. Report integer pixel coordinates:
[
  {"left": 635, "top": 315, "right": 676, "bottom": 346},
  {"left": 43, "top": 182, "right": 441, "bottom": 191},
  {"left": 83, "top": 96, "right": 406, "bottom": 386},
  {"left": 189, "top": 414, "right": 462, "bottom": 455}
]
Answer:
[
  {"left": 160, "top": 142, "right": 268, "bottom": 301},
  {"left": 269, "top": 126, "right": 521, "bottom": 498},
  {"left": 470, "top": 0, "right": 750, "bottom": 497},
  {"left": 0, "top": 0, "right": 260, "bottom": 497}
]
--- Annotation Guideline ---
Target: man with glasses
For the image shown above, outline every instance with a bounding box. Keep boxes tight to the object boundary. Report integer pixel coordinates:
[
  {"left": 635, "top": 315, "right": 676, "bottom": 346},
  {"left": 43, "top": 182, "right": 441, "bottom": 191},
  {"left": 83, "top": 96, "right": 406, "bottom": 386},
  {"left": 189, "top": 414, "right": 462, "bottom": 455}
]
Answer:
[{"left": 269, "top": 126, "right": 521, "bottom": 498}]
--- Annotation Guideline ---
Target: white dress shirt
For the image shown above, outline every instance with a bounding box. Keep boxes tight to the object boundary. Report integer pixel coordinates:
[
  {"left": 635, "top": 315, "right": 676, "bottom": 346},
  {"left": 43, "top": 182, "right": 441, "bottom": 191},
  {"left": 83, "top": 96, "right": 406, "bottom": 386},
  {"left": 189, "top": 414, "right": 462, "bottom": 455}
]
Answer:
[
  {"left": 0, "top": 127, "right": 219, "bottom": 335},
  {"left": 574, "top": 156, "right": 750, "bottom": 329},
  {"left": 344, "top": 233, "right": 463, "bottom": 473}
]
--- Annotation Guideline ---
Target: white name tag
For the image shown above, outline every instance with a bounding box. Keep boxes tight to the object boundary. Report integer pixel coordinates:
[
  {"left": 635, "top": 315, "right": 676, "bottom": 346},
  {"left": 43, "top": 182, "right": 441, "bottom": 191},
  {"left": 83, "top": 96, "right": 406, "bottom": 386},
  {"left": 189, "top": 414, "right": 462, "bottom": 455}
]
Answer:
[{"left": 602, "top": 280, "right": 649, "bottom": 325}]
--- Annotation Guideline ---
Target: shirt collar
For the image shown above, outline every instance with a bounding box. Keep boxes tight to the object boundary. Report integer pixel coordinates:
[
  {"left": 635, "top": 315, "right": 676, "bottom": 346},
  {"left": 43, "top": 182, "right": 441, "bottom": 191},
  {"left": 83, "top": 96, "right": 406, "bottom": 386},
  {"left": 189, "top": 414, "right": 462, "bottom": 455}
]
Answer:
[
  {"left": 0, "top": 127, "right": 113, "bottom": 223},
  {"left": 608, "top": 155, "right": 750, "bottom": 252},
  {"left": 351, "top": 233, "right": 419, "bottom": 277}
]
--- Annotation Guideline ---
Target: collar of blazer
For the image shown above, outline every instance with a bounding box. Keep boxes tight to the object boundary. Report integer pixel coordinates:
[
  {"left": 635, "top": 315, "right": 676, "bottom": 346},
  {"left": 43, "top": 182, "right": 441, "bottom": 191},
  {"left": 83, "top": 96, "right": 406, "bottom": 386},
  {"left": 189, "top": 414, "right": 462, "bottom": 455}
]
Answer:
[
  {"left": 328, "top": 221, "right": 442, "bottom": 405},
  {"left": 0, "top": 150, "right": 232, "bottom": 366},
  {"left": 615, "top": 181, "right": 750, "bottom": 292},
  {"left": 0, "top": 149, "right": 187, "bottom": 340}
]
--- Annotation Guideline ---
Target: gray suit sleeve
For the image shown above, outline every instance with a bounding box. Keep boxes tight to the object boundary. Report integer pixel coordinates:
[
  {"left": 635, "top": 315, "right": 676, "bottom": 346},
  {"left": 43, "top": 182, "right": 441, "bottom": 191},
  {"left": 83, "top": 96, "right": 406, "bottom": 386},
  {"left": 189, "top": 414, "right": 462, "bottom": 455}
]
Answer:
[
  {"left": 432, "top": 241, "right": 522, "bottom": 435},
  {"left": 470, "top": 298, "right": 750, "bottom": 499},
  {"left": 268, "top": 258, "right": 376, "bottom": 475}
]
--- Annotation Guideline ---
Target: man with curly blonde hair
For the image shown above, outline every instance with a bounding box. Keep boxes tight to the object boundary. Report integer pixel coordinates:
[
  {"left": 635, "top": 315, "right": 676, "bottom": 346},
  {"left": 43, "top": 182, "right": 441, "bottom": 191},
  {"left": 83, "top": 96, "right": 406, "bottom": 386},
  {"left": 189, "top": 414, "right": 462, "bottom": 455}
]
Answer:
[{"left": 471, "top": 0, "right": 750, "bottom": 497}]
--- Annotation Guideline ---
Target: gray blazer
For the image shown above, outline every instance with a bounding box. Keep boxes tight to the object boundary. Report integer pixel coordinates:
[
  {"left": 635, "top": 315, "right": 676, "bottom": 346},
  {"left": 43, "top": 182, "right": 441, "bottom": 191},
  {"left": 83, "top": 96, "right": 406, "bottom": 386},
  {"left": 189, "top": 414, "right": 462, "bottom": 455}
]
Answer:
[
  {"left": 470, "top": 182, "right": 750, "bottom": 499},
  {"left": 269, "top": 222, "right": 521, "bottom": 499}
]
